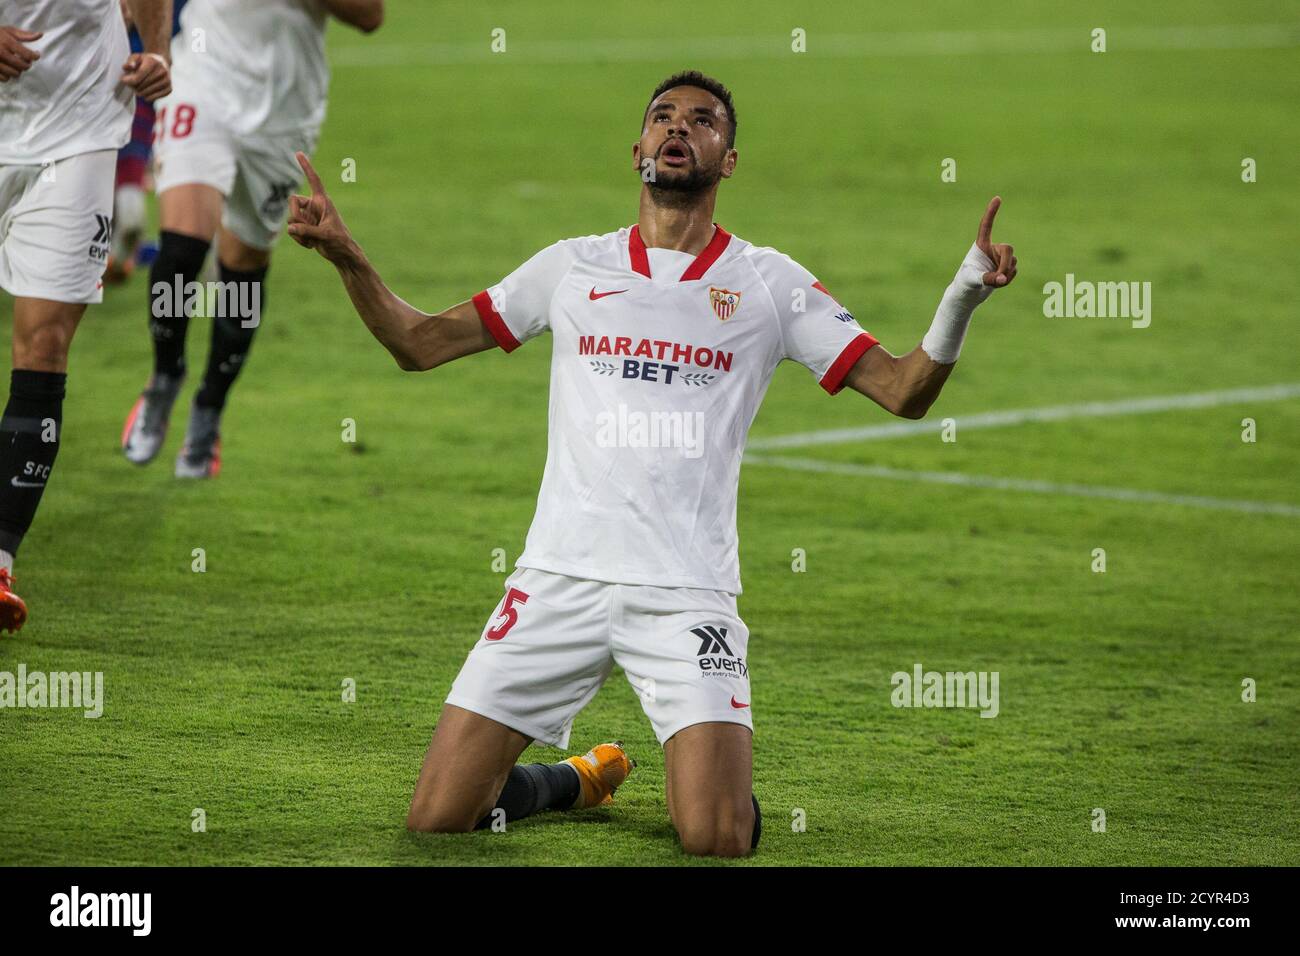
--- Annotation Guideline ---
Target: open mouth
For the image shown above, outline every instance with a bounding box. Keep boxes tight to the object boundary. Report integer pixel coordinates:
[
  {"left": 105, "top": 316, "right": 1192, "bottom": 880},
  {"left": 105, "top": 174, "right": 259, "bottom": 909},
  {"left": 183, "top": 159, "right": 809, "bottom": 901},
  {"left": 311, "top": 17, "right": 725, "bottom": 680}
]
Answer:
[{"left": 659, "top": 140, "right": 692, "bottom": 166}]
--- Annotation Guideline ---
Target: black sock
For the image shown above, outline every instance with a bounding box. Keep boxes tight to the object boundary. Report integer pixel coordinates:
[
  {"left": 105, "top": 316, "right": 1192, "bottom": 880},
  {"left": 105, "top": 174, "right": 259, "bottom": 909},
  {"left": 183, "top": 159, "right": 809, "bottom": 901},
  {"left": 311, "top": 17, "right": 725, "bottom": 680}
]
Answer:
[
  {"left": 194, "top": 262, "right": 266, "bottom": 412},
  {"left": 0, "top": 370, "right": 66, "bottom": 556},
  {"left": 473, "top": 762, "right": 582, "bottom": 829},
  {"left": 149, "top": 230, "right": 211, "bottom": 377},
  {"left": 751, "top": 793, "right": 762, "bottom": 849}
]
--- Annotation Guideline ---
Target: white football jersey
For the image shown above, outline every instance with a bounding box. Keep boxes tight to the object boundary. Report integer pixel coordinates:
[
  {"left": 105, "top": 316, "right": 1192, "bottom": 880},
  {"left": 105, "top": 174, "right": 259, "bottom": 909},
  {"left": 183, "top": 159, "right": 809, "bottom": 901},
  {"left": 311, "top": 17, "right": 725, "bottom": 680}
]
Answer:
[
  {"left": 170, "top": 0, "right": 329, "bottom": 136},
  {"left": 0, "top": 0, "right": 132, "bottom": 165},
  {"left": 475, "top": 225, "right": 878, "bottom": 594}
]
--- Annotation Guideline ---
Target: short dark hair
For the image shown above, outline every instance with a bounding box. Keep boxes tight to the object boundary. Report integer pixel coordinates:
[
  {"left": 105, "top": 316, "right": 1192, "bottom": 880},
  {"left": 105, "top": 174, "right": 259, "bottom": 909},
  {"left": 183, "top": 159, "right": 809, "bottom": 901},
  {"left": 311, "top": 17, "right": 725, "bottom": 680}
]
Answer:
[{"left": 645, "top": 70, "right": 737, "bottom": 148}]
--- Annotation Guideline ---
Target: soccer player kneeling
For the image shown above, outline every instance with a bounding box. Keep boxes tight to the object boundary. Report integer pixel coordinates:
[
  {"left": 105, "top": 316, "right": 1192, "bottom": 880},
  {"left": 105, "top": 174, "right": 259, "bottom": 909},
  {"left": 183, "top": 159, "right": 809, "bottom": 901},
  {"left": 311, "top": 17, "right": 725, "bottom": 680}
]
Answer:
[{"left": 289, "top": 71, "right": 1017, "bottom": 855}]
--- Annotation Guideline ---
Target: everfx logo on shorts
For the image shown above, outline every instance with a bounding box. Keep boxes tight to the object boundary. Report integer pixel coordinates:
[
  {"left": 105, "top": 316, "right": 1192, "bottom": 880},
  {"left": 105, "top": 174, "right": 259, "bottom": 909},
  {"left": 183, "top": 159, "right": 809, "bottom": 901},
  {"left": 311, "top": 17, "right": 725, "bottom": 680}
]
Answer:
[{"left": 691, "top": 624, "right": 746, "bottom": 679}]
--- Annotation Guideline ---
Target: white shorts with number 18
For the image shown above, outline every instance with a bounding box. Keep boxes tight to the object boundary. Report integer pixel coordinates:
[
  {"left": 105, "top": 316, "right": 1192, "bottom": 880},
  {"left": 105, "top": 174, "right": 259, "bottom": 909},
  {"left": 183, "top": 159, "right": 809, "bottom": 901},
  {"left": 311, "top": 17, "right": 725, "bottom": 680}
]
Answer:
[{"left": 152, "top": 93, "right": 318, "bottom": 251}]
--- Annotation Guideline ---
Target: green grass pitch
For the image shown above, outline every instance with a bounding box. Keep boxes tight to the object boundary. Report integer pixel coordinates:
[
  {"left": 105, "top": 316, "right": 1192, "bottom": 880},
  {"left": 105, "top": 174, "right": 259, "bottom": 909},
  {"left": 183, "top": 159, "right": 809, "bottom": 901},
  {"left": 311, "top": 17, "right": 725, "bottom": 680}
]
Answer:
[{"left": 1, "top": 0, "right": 1297, "bottom": 865}]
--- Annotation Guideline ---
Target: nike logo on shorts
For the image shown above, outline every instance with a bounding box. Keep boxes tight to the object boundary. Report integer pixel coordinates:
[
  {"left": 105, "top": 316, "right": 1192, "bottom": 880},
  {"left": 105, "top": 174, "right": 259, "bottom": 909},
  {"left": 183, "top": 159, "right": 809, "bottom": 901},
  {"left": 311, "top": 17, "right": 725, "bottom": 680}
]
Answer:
[
  {"left": 730, "top": 696, "right": 750, "bottom": 709},
  {"left": 10, "top": 478, "right": 45, "bottom": 488}
]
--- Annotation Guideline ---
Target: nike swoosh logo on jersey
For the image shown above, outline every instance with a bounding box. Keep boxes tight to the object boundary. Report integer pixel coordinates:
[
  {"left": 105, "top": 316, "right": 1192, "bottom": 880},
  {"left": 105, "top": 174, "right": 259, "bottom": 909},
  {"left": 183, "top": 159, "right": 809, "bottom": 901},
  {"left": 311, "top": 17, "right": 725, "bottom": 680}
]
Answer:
[
  {"left": 730, "top": 696, "right": 750, "bottom": 709},
  {"left": 589, "top": 287, "right": 628, "bottom": 300},
  {"left": 11, "top": 478, "right": 45, "bottom": 489}
]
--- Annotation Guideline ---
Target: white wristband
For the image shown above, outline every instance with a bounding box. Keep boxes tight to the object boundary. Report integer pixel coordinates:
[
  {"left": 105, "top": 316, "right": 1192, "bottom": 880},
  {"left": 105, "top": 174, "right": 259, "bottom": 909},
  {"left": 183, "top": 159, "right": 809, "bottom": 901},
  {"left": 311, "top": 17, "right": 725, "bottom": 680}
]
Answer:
[
  {"left": 142, "top": 52, "right": 170, "bottom": 70},
  {"left": 920, "top": 243, "right": 996, "bottom": 364}
]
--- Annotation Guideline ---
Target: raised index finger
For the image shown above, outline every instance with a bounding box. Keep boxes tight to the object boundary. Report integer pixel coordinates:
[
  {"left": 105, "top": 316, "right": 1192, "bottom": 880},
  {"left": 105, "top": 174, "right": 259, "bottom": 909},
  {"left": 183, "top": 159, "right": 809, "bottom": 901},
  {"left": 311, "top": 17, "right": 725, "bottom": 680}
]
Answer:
[
  {"left": 296, "top": 151, "right": 326, "bottom": 196},
  {"left": 977, "top": 195, "right": 1002, "bottom": 247}
]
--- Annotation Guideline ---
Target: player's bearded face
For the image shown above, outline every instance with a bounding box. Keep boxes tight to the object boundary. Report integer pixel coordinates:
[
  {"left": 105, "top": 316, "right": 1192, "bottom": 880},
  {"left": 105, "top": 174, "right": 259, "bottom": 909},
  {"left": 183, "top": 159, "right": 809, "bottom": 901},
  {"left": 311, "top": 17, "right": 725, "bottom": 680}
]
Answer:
[
  {"left": 637, "top": 89, "right": 732, "bottom": 199},
  {"left": 648, "top": 137, "right": 723, "bottom": 194}
]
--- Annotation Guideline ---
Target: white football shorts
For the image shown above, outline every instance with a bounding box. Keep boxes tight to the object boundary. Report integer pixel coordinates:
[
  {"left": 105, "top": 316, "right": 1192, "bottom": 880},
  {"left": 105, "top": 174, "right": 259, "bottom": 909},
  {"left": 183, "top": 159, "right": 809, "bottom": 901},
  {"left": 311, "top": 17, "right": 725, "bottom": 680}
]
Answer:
[
  {"left": 152, "top": 93, "right": 319, "bottom": 250},
  {"left": 0, "top": 150, "right": 116, "bottom": 304},
  {"left": 447, "top": 567, "right": 753, "bottom": 749}
]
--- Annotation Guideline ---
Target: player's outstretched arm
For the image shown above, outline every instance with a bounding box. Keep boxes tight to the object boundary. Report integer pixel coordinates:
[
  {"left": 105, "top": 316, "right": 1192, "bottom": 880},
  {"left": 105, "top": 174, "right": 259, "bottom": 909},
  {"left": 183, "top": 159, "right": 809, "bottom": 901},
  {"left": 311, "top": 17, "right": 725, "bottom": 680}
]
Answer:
[
  {"left": 287, "top": 152, "right": 495, "bottom": 371},
  {"left": 842, "top": 196, "right": 1016, "bottom": 418},
  {"left": 323, "top": 0, "right": 384, "bottom": 33},
  {"left": 120, "top": 0, "right": 173, "bottom": 101}
]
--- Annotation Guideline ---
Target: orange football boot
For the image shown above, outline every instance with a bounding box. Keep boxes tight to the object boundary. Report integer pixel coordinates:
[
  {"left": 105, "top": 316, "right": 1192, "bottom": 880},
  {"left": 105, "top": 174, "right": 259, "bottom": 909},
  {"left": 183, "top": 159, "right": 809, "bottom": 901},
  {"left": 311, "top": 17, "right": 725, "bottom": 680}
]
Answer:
[
  {"left": 0, "top": 568, "right": 28, "bottom": 634},
  {"left": 563, "top": 741, "right": 635, "bottom": 808}
]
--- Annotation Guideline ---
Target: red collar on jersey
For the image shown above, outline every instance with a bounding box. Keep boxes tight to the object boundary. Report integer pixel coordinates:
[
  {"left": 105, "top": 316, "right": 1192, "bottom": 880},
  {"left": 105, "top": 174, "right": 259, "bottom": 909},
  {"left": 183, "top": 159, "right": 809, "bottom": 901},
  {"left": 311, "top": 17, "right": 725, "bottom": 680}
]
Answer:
[{"left": 628, "top": 224, "right": 732, "bottom": 281}]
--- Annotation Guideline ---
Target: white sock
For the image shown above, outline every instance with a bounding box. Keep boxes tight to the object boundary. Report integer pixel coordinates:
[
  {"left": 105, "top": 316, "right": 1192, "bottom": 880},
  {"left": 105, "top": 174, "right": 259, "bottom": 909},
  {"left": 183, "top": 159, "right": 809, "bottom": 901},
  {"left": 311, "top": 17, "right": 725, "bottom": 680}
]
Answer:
[{"left": 0, "top": 549, "right": 14, "bottom": 573}]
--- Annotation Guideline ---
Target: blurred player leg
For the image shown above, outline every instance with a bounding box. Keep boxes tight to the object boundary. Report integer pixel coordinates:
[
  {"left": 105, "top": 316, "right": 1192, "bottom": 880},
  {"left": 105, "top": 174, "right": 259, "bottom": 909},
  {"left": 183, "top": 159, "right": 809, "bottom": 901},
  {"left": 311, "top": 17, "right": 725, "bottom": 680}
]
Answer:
[
  {"left": 106, "top": 180, "right": 146, "bottom": 282},
  {"left": 108, "top": 3, "right": 190, "bottom": 288},
  {"left": 0, "top": 299, "right": 83, "bottom": 633},
  {"left": 175, "top": 226, "right": 269, "bottom": 479},
  {"left": 139, "top": 0, "right": 343, "bottom": 478},
  {"left": 0, "top": 149, "right": 116, "bottom": 633},
  {"left": 174, "top": 136, "right": 310, "bottom": 479},
  {"left": 104, "top": 99, "right": 157, "bottom": 286},
  {"left": 663, "top": 722, "right": 757, "bottom": 856},
  {"left": 122, "top": 183, "right": 222, "bottom": 466}
]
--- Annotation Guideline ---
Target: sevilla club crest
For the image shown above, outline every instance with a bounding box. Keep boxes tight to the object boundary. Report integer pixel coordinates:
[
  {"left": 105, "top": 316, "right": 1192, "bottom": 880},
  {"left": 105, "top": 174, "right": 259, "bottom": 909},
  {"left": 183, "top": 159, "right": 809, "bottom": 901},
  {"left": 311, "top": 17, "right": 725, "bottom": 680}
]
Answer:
[{"left": 708, "top": 286, "right": 741, "bottom": 320}]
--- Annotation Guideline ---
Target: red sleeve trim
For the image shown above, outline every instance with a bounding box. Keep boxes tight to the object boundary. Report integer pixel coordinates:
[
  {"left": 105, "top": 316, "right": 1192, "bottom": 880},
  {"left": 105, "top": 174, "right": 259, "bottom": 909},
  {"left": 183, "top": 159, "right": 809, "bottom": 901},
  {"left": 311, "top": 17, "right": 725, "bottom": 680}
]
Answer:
[
  {"left": 819, "top": 332, "right": 879, "bottom": 395},
  {"left": 812, "top": 280, "right": 840, "bottom": 304},
  {"left": 472, "top": 290, "right": 520, "bottom": 353}
]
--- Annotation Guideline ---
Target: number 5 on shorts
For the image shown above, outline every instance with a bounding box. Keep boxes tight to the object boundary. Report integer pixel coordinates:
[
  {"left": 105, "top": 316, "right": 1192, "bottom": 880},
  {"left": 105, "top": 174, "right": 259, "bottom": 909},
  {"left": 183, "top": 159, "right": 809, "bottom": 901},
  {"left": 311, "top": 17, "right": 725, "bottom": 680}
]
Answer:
[{"left": 486, "top": 587, "right": 529, "bottom": 641}]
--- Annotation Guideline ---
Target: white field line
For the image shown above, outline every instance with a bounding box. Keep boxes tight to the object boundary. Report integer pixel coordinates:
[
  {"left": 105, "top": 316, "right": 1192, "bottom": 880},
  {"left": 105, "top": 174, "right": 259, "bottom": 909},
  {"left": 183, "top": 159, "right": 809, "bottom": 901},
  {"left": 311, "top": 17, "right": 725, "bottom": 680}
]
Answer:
[
  {"left": 331, "top": 23, "right": 1300, "bottom": 68},
  {"left": 748, "top": 383, "right": 1300, "bottom": 451},
  {"left": 743, "top": 454, "right": 1300, "bottom": 518}
]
